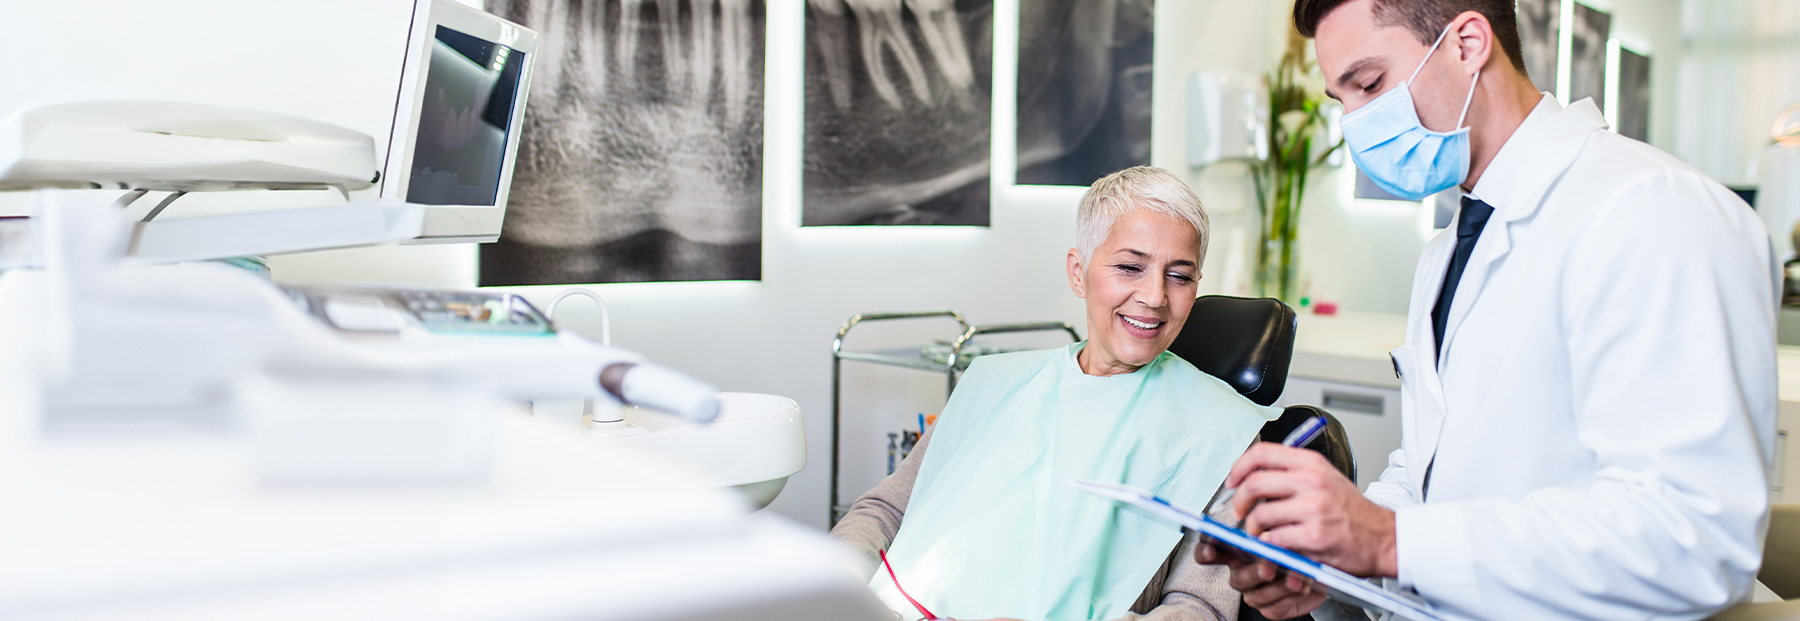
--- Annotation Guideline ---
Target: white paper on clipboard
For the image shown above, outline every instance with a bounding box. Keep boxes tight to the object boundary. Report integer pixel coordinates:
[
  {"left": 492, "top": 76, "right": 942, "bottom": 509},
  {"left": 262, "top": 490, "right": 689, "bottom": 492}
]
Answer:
[{"left": 1072, "top": 479, "right": 1445, "bottom": 621}]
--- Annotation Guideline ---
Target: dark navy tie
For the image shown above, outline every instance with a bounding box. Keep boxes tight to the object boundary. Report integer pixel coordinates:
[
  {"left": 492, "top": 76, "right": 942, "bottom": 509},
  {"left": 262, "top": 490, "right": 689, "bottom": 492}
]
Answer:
[{"left": 1430, "top": 197, "right": 1495, "bottom": 358}]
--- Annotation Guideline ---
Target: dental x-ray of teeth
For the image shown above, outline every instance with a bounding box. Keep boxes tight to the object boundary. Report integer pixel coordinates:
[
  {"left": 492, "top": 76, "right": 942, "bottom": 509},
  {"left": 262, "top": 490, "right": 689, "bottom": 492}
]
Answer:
[
  {"left": 1517, "top": 0, "right": 1559, "bottom": 95},
  {"left": 1015, "top": 0, "right": 1154, "bottom": 187},
  {"left": 1569, "top": 2, "right": 1610, "bottom": 110},
  {"left": 802, "top": 0, "right": 994, "bottom": 227},
  {"left": 480, "top": 0, "right": 766, "bottom": 284}
]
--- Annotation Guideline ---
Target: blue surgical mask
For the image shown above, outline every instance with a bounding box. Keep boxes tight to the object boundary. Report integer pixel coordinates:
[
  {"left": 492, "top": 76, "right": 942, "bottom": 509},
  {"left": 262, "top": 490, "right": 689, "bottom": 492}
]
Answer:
[{"left": 1340, "top": 24, "right": 1481, "bottom": 201}]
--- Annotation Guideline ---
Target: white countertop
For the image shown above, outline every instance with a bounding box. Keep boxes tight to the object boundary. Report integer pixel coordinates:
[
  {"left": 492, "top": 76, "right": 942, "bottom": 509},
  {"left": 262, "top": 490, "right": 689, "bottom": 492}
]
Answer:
[{"left": 1291, "top": 313, "right": 1407, "bottom": 389}]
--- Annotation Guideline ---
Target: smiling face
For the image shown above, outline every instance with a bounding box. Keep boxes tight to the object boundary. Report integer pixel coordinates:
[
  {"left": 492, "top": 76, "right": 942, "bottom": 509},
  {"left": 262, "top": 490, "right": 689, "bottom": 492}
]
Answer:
[
  {"left": 1066, "top": 208, "right": 1202, "bottom": 376},
  {"left": 1314, "top": 0, "right": 1470, "bottom": 133}
]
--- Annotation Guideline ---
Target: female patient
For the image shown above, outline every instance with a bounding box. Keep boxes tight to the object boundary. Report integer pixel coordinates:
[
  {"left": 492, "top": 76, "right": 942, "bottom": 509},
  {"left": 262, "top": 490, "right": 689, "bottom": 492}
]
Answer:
[{"left": 831, "top": 167, "right": 1279, "bottom": 621}]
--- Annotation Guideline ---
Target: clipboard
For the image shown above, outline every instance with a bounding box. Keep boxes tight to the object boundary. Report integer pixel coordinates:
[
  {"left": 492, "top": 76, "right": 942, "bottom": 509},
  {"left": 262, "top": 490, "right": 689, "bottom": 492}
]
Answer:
[{"left": 1072, "top": 479, "right": 1444, "bottom": 621}]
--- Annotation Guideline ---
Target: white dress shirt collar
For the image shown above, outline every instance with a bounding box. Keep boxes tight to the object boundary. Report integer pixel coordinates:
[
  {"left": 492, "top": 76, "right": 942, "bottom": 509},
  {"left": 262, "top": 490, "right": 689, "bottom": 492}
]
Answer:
[{"left": 1466, "top": 93, "right": 1563, "bottom": 209}]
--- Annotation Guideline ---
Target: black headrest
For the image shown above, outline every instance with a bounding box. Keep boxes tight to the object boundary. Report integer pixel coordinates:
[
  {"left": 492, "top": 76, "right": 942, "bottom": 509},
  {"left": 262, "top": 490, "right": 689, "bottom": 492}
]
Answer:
[
  {"left": 1264, "top": 405, "right": 1357, "bottom": 481},
  {"left": 1165, "top": 295, "right": 1296, "bottom": 406}
]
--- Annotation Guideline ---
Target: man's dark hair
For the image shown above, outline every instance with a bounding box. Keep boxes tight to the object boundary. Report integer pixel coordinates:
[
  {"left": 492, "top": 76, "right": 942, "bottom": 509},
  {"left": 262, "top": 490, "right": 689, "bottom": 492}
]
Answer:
[{"left": 1293, "top": 0, "right": 1529, "bottom": 75}]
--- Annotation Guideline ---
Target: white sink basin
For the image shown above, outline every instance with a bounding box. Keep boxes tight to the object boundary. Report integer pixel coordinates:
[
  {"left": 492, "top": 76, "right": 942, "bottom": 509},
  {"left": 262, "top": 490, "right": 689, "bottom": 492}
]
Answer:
[{"left": 585, "top": 393, "right": 805, "bottom": 509}]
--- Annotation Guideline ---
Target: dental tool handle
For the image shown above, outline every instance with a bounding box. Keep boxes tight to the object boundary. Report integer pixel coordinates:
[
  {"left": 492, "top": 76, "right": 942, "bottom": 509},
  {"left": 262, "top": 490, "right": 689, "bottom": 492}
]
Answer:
[{"left": 600, "top": 362, "right": 721, "bottom": 423}]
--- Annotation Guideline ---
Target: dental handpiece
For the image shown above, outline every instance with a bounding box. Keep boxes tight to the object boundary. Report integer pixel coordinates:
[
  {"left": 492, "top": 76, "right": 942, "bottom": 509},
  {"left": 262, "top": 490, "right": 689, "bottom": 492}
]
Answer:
[
  {"left": 277, "top": 321, "right": 723, "bottom": 423},
  {"left": 597, "top": 361, "right": 721, "bottom": 423}
]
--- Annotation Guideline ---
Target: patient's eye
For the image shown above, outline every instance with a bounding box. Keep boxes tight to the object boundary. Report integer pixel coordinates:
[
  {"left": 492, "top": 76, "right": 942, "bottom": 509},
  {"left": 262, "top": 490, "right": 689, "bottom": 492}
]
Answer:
[
  {"left": 1167, "top": 271, "right": 1195, "bottom": 285},
  {"left": 1113, "top": 263, "right": 1144, "bottom": 275}
]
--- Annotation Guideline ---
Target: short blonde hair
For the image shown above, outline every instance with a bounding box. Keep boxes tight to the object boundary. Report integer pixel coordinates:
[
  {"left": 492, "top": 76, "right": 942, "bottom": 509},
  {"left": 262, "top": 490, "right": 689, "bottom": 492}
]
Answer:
[{"left": 1076, "top": 166, "right": 1209, "bottom": 267}]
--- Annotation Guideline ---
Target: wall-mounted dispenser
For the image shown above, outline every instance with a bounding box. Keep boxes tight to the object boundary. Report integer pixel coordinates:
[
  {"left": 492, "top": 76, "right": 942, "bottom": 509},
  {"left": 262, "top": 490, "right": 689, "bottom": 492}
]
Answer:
[{"left": 1187, "top": 70, "right": 1269, "bottom": 168}]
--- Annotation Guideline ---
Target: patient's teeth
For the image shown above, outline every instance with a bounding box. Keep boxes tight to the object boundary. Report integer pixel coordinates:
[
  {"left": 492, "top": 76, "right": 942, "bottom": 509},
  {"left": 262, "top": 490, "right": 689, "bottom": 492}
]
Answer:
[
  {"left": 721, "top": 0, "right": 755, "bottom": 124},
  {"left": 507, "top": 0, "right": 758, "bottom": 127},
  {"left": 1122, "top": 316, "right": 1161, "bottom": 330},
  {"left": 688, "top": 0, "right": 718, "bottom": 101},
  {"left": 523, "top": 0, "right": 567, "bottom": 106},
  {"left": 616, "top": 0, "right": 644, "bottom": 82},
  {"left": 905, "top": 0, "right": 976, "bottom": 107},
  {"left": 656, "top": 0, "right": 688, "bottom": 94},
  {"left": 807, "top": 0, "right": 856, "bottom": 112},
  {"left": 844, "top": 0, "right": 933, "bottom": 109},
  {"left": 574, "top": 0, "right": 610, "bottom": 99}
]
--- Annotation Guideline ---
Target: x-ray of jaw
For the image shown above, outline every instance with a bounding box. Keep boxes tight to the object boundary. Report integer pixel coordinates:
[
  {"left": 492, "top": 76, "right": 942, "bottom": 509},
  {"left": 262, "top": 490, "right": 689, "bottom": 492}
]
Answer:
[
  {"left": 1016, "top": 0, "right": 1154, "bottom": 187},
  {"left": 803, "top": 0, "right": 995, "bottom": 226},
  {"left": 481, "top": 0, "right": 766, "bottom": 285}
]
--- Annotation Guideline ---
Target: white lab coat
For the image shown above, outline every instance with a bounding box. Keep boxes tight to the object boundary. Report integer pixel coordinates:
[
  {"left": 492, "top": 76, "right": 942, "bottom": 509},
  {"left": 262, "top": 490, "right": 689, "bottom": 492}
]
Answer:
[{"left": 1371, "top": 96, "right": 1780, "bottom": 620}]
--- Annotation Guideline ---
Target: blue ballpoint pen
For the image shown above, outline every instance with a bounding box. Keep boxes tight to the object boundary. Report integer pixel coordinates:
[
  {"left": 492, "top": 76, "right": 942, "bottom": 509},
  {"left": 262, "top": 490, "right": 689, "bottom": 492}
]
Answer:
[{"left": 1205, "top": 415, "right": 1328, "bottom": 515}]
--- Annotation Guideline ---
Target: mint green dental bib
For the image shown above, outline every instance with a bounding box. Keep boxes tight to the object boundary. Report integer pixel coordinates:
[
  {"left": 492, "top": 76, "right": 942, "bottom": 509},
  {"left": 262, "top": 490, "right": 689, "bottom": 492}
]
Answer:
[{"left": 873, "top": 343, "right": 1280, "bottom": 620}]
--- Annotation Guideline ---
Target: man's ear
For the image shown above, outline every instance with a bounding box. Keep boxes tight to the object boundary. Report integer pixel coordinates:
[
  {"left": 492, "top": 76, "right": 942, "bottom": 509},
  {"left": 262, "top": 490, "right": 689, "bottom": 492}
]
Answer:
[
  {"left": 1067, "top": 249, "right": 1087, "bottom": 298},
  {"left": 1452, "top": 10, "right": 1495, "bottom": 74}
]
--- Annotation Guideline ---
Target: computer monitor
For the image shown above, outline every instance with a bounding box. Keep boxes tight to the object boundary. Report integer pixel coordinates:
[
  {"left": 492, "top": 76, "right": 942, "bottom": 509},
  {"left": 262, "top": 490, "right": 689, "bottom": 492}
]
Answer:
[{"left": 381, "top": 0, "right": 537, "bottom": 244}]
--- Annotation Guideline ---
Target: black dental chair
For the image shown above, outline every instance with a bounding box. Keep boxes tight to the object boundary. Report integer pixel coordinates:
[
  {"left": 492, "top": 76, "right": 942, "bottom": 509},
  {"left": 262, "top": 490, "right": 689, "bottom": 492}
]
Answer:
[{"left": 1164, "top": 295, "right": 1356, "bottom": 621}]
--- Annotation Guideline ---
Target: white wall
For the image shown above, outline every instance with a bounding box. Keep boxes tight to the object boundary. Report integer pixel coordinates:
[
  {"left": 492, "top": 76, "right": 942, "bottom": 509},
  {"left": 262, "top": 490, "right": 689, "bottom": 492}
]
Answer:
[
  {"left": 1576, "top": 0, "right": 1685, "bottom": 155},
  {"left": 1675, "top": 0, "right": 1800, "bottom": 186}
]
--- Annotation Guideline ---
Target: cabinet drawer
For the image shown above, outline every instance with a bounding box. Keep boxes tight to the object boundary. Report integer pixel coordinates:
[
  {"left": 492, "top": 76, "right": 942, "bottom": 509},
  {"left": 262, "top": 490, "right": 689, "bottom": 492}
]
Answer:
[{"left": 1276, "top": 377, "right": 1402, "bottom": 491}]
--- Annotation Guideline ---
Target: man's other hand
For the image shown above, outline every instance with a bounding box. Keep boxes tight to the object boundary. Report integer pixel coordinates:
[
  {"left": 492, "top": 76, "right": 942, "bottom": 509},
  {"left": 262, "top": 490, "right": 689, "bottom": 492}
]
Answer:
[{"left": 1196, "top": 543, "right": 1327, "bottom": 619}]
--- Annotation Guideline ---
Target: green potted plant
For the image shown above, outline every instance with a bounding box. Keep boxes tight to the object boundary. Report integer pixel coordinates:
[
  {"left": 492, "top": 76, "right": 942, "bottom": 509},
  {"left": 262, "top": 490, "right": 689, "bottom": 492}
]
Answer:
[{"left": 1252, "top": 30, "right": 1344, "bottom": 305}]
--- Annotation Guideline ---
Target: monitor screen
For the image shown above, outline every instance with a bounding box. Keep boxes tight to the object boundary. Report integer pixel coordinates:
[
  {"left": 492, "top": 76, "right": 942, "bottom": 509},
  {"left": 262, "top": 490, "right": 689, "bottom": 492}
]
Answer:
[{"left": 405, "top": 25, "right": 526, "bottom": 207}]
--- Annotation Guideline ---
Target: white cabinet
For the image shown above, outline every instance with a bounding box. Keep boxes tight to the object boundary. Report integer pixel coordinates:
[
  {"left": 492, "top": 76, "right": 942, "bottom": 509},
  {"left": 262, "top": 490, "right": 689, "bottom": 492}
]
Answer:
[
  {"left": 1275, "top": 377, "right": 1403, "bottom": 491},
  {"left": 1779, "top": 401, "right": 1798, "bottom": 504}
]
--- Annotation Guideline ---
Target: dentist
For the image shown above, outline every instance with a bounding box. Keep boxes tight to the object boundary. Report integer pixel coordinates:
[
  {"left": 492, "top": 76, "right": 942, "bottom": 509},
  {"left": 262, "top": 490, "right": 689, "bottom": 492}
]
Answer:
[{"left": 1199, "top": 1, "right": 1781, "bottom": 619}]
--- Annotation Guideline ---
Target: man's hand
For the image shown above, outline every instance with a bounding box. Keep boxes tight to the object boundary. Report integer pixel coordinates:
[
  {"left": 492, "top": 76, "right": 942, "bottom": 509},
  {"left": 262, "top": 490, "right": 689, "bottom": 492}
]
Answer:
[
  {"left": 1230, "top": 442, "right": 1399, "bottom": 576},
  {"left": 1195, "top": 443, "right": 1400, "bottom": 618}
]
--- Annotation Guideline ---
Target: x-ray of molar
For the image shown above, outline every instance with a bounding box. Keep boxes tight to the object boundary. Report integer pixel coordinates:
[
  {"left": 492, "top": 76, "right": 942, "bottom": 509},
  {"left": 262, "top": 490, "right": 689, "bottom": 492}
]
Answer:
[
  {"left": 1517, "top": 0, "right": 1559, "bottom": 95},
  {"left": 1016, "top": 0, "right": 1154, "bottom": 187},
  {"left": 803, "top": 0, "right": 995, "bottom": 227},
  {"left": 481, "top": 0, "right": 766, "bottom": 285},
  {"left": 1568, "top": 2, "right": 1611, "bottom": 111}
]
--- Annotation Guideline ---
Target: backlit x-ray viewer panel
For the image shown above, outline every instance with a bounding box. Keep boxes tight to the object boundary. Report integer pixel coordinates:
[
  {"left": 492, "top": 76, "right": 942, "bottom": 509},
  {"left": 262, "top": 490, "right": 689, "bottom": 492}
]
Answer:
[{"left": 382, "top": 0, "right": 537, "bottom": 244}]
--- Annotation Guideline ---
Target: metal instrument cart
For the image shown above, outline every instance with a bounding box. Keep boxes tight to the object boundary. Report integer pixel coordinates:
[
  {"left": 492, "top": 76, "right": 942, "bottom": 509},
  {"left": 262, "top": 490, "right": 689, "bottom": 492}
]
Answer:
[{"left": 829, "top": 310, "right": 1081, "bottom": 525}]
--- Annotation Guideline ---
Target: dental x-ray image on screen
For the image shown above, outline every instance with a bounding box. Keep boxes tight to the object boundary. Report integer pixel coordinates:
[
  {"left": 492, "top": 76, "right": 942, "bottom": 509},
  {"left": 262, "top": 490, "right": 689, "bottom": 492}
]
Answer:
[
  {"left": 1517, "top": 0, "right": 1559, "bottom": 95},
  {"left": 1568, "top": 2, "right": 1610, "bottom": 110},
  {"left": 803, "top": 0, "right": 993, "bottom": 226},
  {"left": 1016, "top": 0, "right": 1154, "bottom": 187},
  {"left": 480, "top": 0, "right": 765, "bottom": 284},
  {"left": 409, "top": 26, "right": 525, "bottom": 207}
]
